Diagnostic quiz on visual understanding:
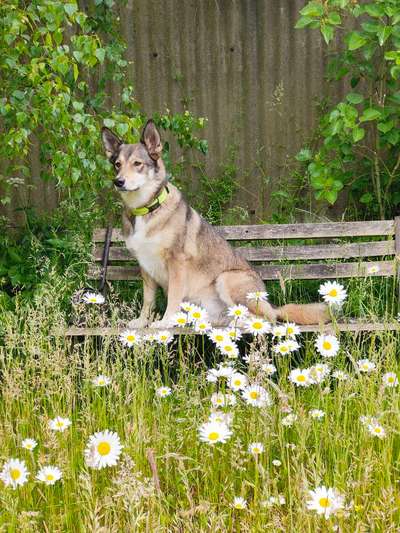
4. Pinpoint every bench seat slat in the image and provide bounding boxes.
[93,240,395,262]
[92,220,395,243]
[88,260,395,281]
